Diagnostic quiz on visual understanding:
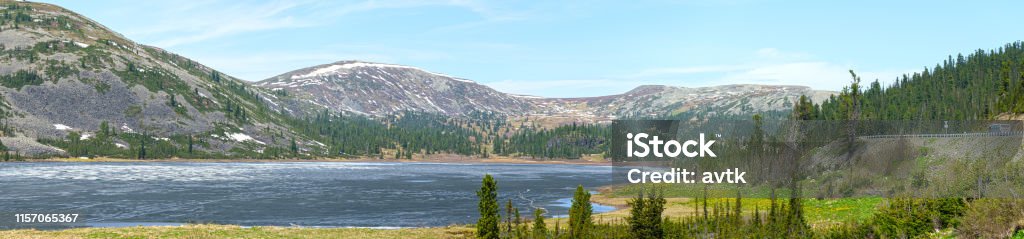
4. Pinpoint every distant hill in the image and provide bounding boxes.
[256,60,536,117]
[256,61,834,122]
